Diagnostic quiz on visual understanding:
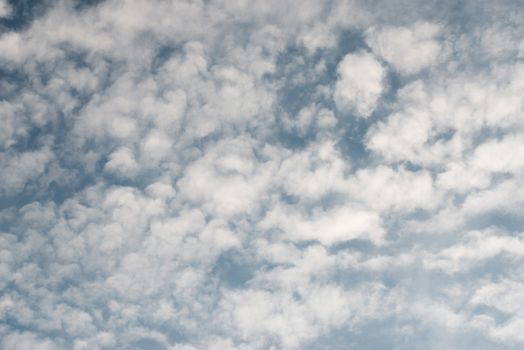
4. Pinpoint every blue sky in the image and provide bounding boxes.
[1,0,524,349]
